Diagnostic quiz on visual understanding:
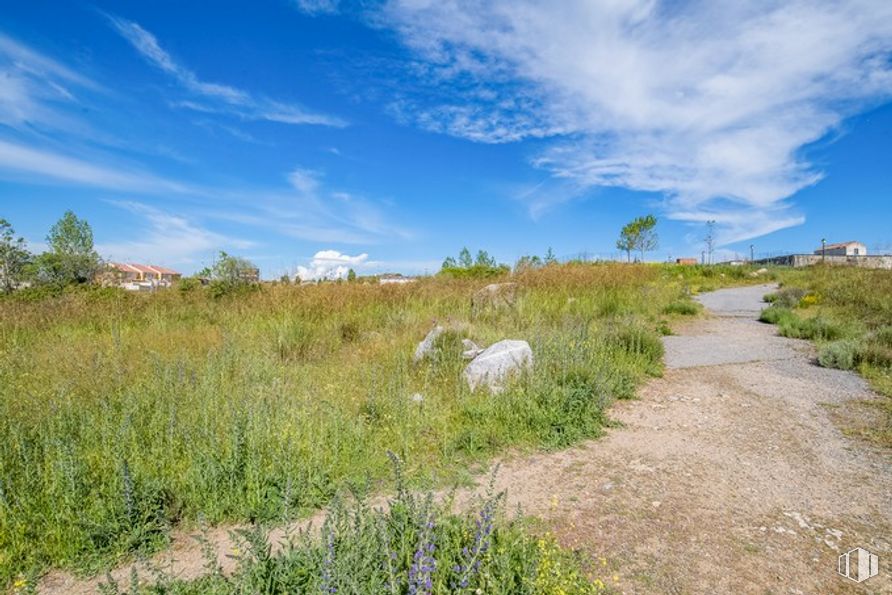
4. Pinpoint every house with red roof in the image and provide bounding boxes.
[108,263,182,290]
